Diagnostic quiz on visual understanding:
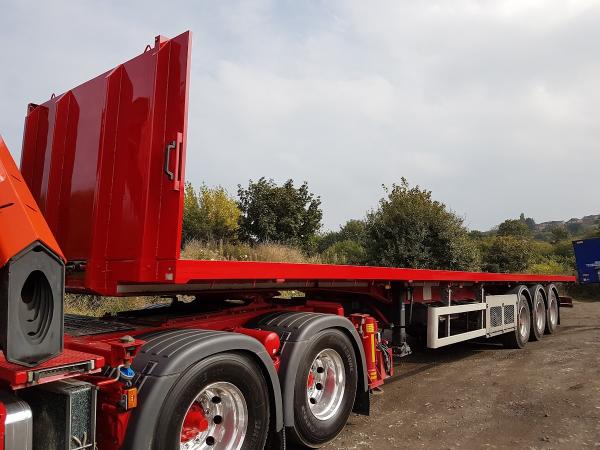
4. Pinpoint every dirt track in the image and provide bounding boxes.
[321,300,600,449]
